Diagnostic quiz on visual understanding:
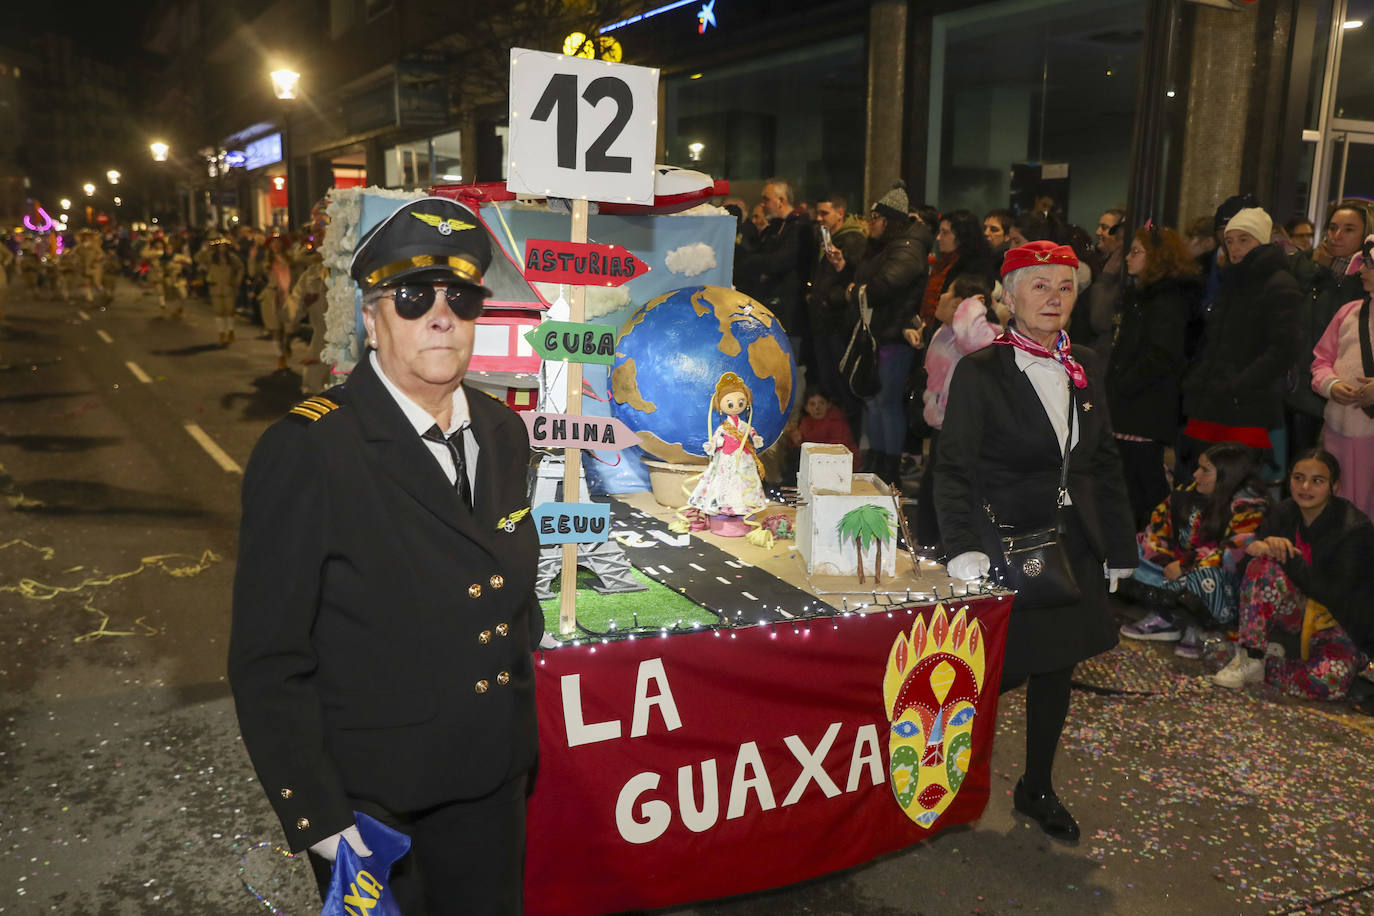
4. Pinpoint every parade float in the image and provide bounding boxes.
[308,47,1014,916]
